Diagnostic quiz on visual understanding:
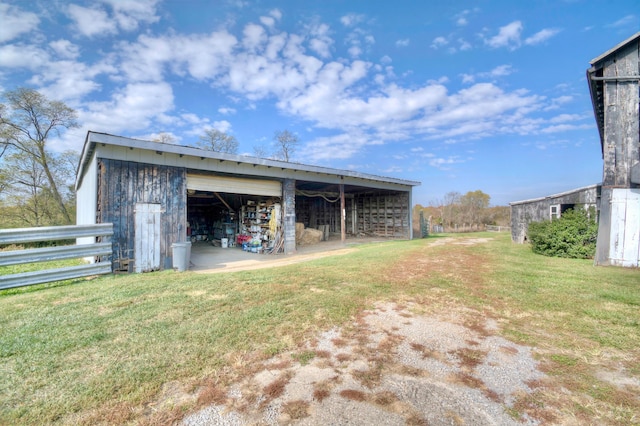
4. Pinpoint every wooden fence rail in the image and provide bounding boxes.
[0,224,113,290]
